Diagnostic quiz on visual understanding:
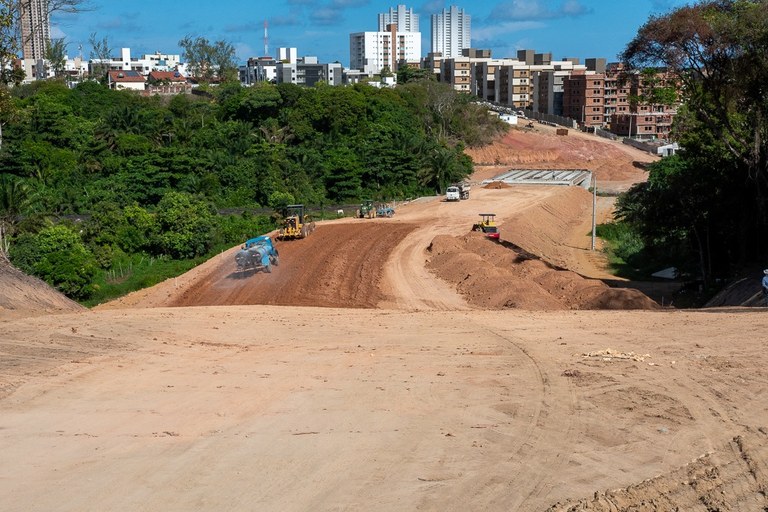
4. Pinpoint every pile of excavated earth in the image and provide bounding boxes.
[2,123,768,511]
